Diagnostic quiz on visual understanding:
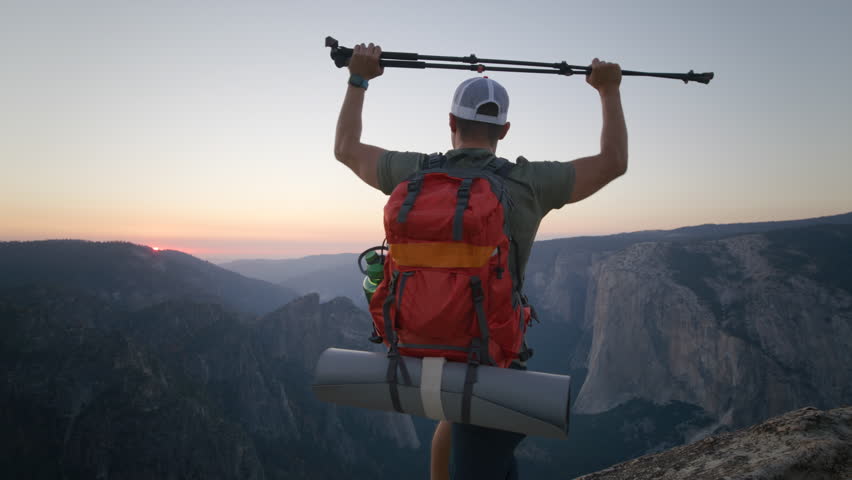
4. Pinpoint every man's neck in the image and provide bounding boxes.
[455,141,496,153]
